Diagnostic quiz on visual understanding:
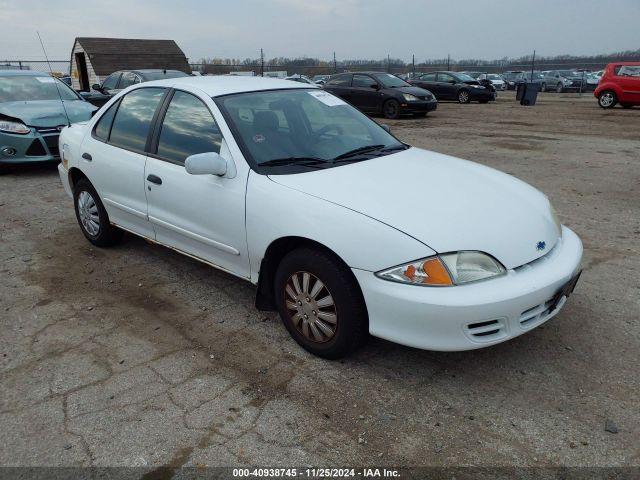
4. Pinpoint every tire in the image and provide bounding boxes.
[382,99,400,119]
[541,82,546,92]
[598,90,617,109]
[73,178,123,247]
[457,89,471,103]
[274,247,368,359]
[556,83,564,93]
